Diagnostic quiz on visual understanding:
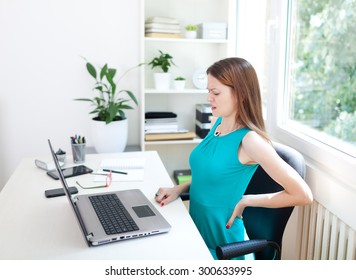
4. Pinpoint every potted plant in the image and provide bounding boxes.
[173,76,186,90]
[148,50,175,90]
[185,25,198,39]
[75,59,142,153]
